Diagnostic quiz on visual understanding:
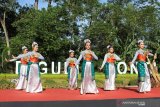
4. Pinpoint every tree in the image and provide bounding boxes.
[45,0,53,7]
[85,0,160,62]
[7,0,160,71]
[34,0,39,10]
[0,0,18,55]
[11,0,100,64]
[12,8,73,64]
